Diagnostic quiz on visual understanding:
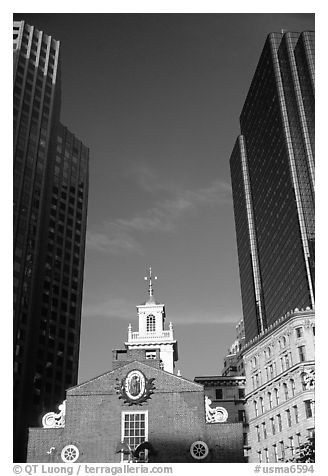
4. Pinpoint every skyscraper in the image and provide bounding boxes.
[13,20,89,461]
[230,31,314,344]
